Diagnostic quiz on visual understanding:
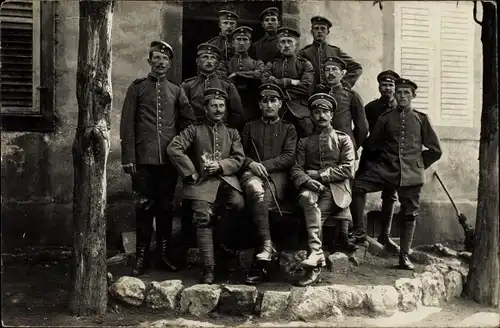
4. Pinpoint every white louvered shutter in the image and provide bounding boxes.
[395,1,475,127]
[0,0,40,114]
